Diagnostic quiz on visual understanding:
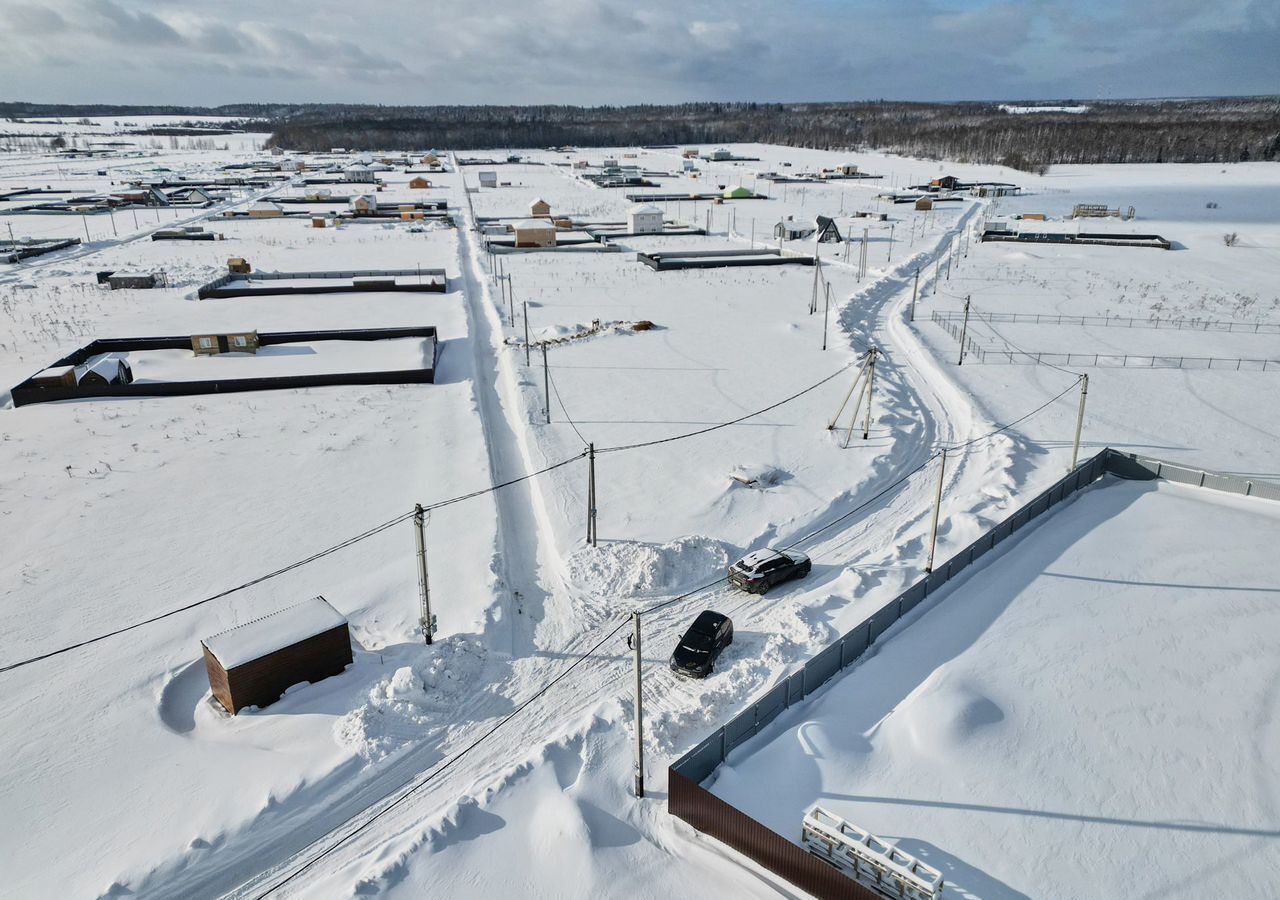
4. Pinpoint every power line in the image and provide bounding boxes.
[943,376,1084,453]
[546,364,590,448]
[598,361,856,454]
[0,452,588,676]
